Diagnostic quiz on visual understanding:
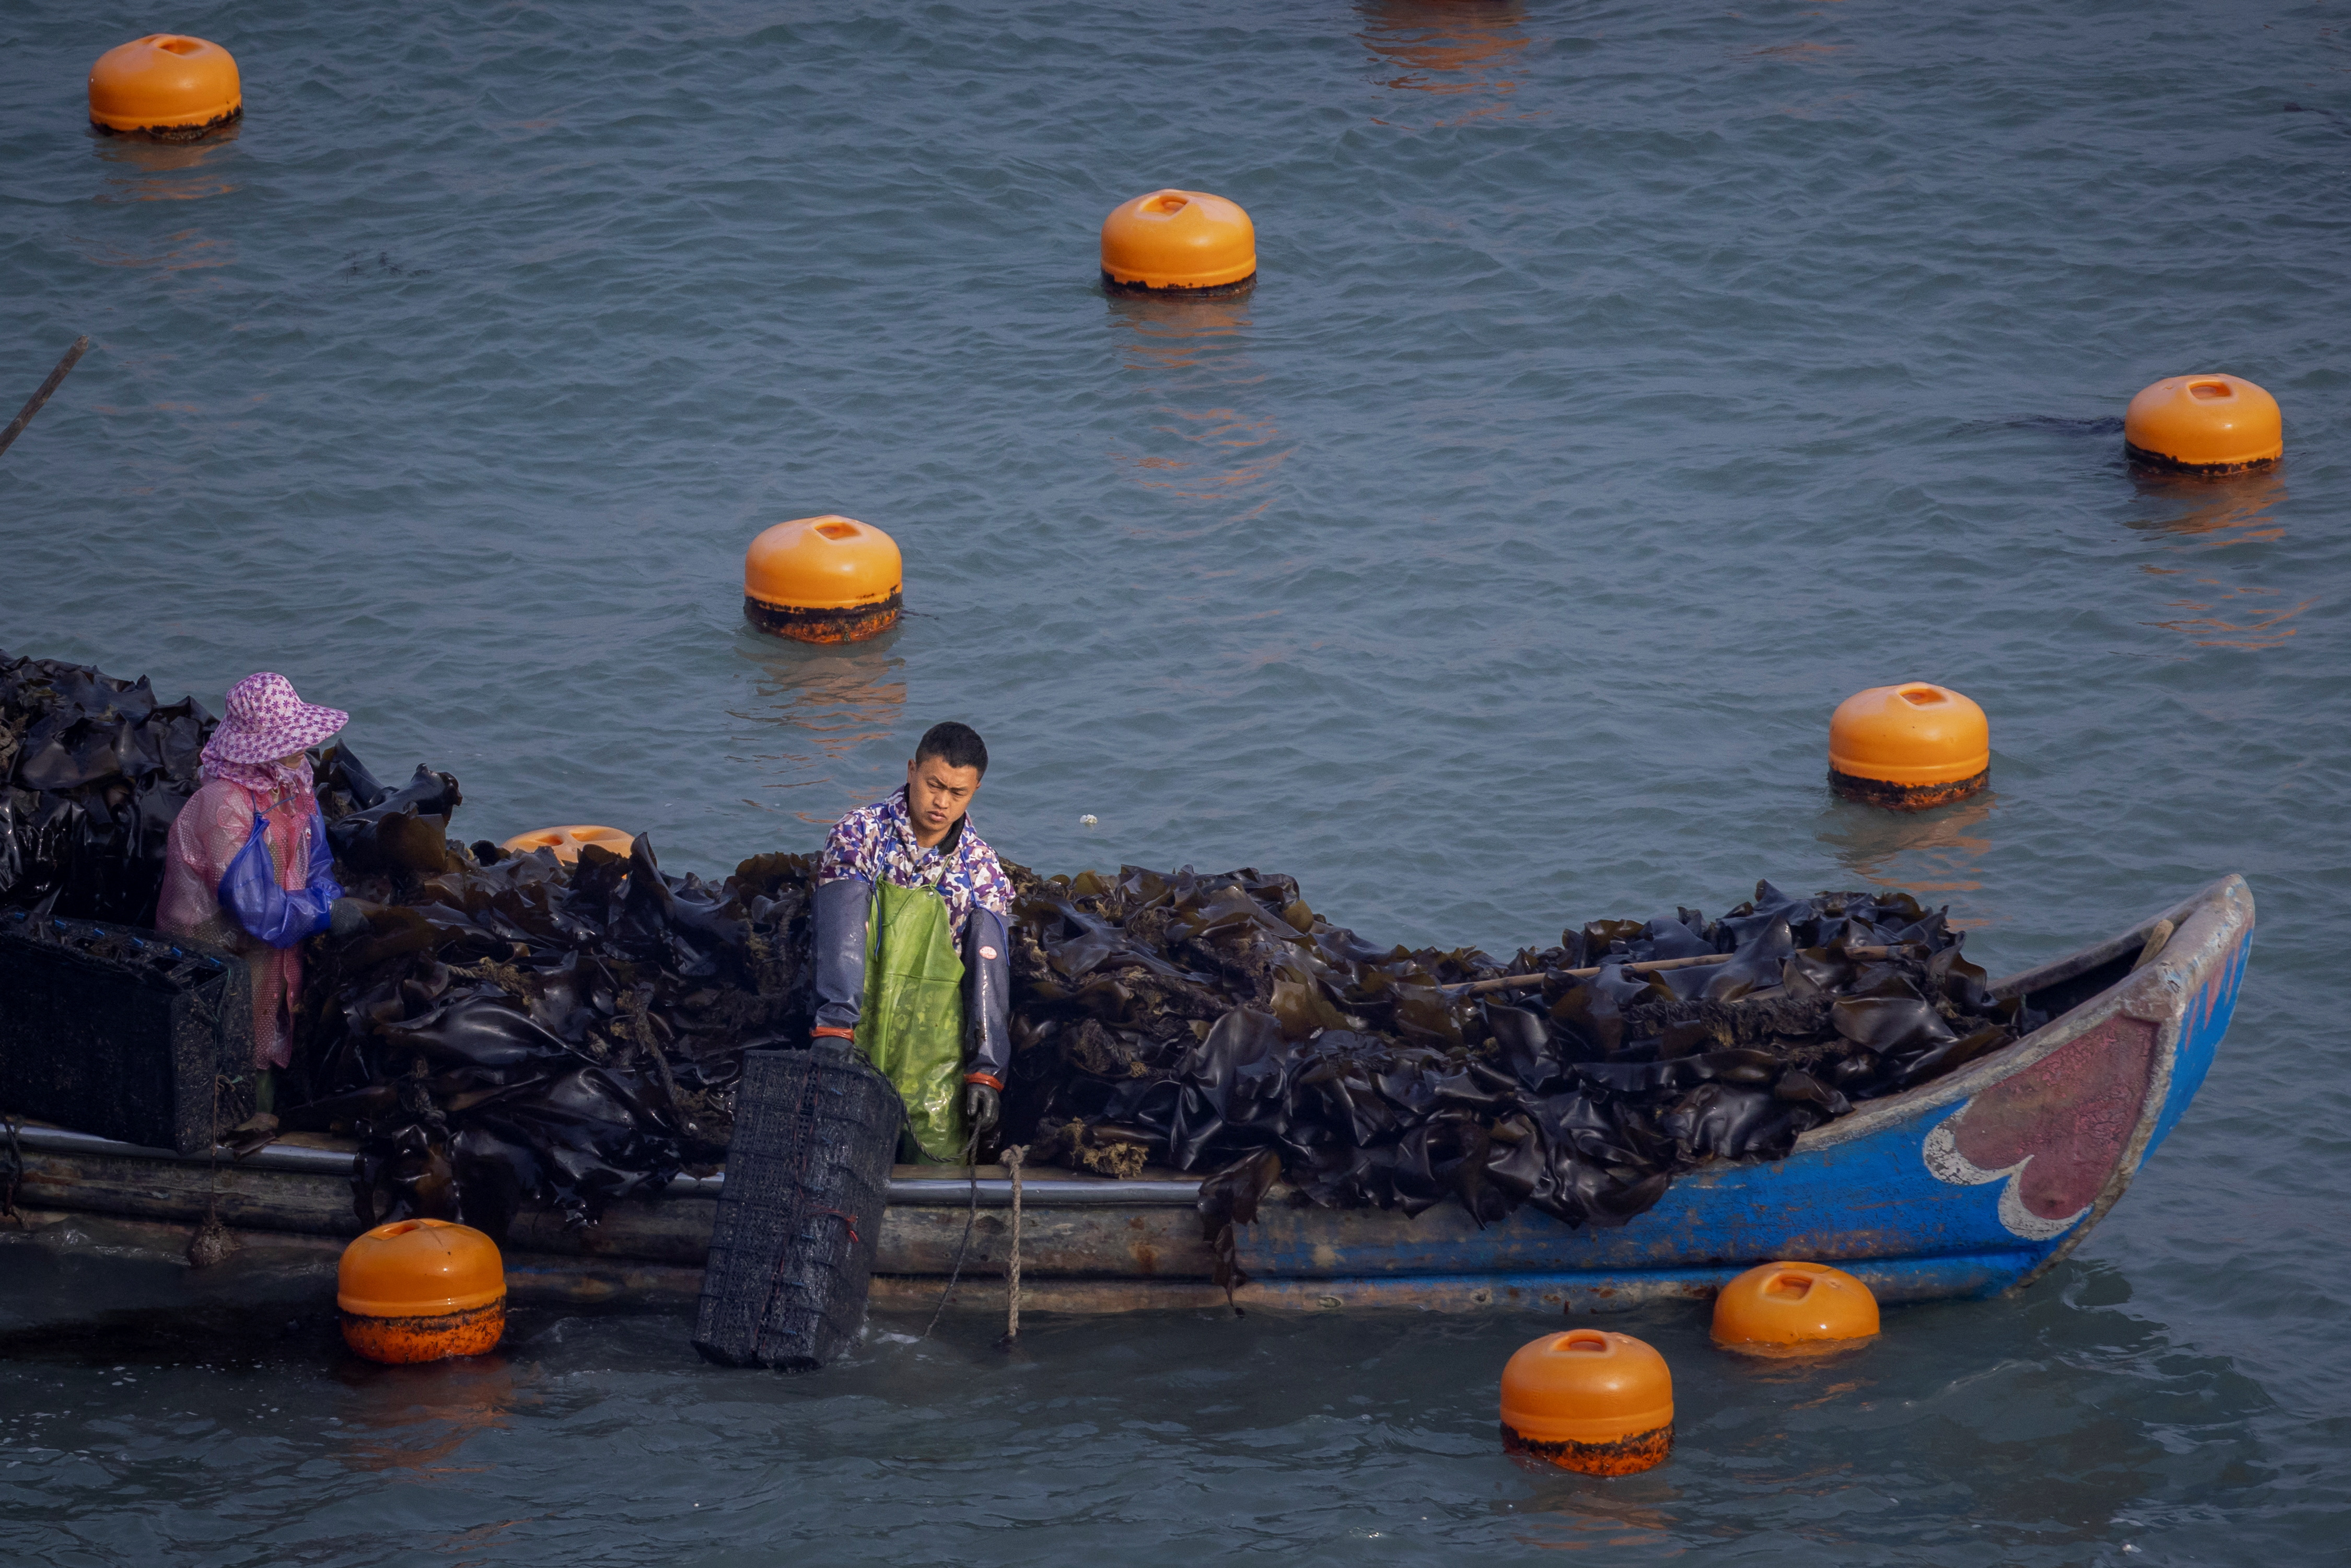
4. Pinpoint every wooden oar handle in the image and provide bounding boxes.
[1457,944,1896,996]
